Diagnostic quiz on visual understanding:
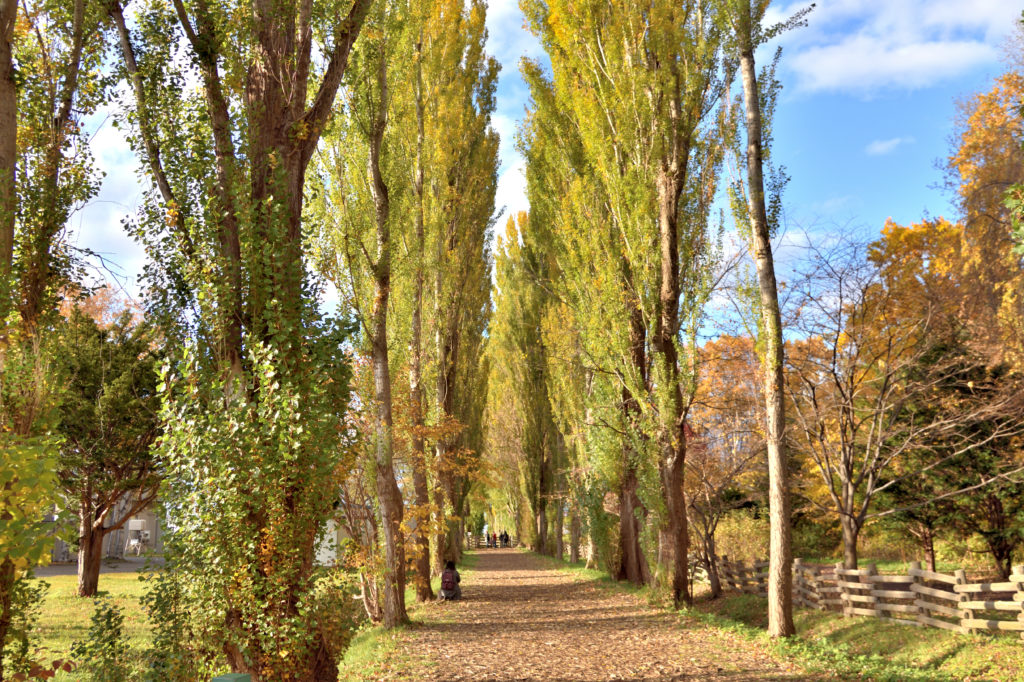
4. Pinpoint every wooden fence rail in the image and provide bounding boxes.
[712,556,1024,638]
